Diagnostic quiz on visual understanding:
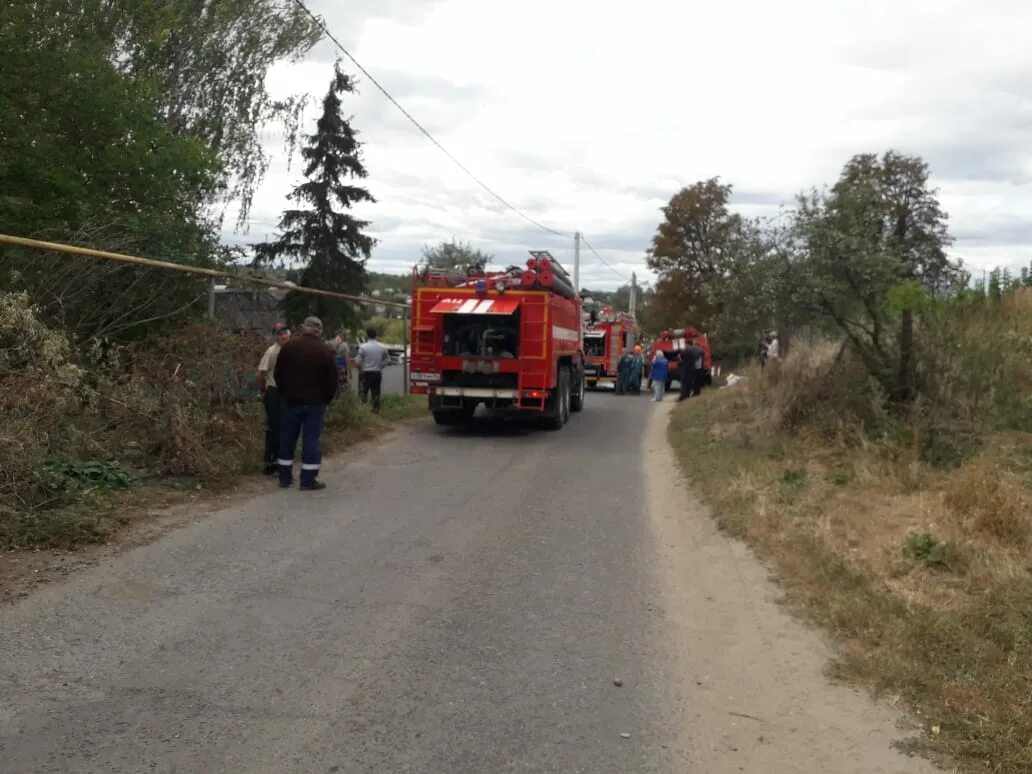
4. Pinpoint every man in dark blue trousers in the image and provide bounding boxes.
[273,316,338,491]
